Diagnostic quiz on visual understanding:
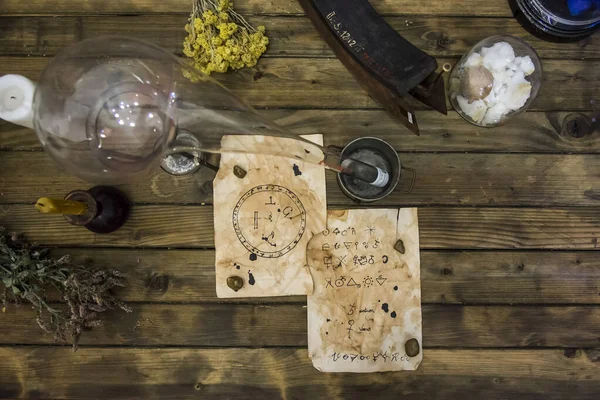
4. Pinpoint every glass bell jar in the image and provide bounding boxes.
[30,36,389,189]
